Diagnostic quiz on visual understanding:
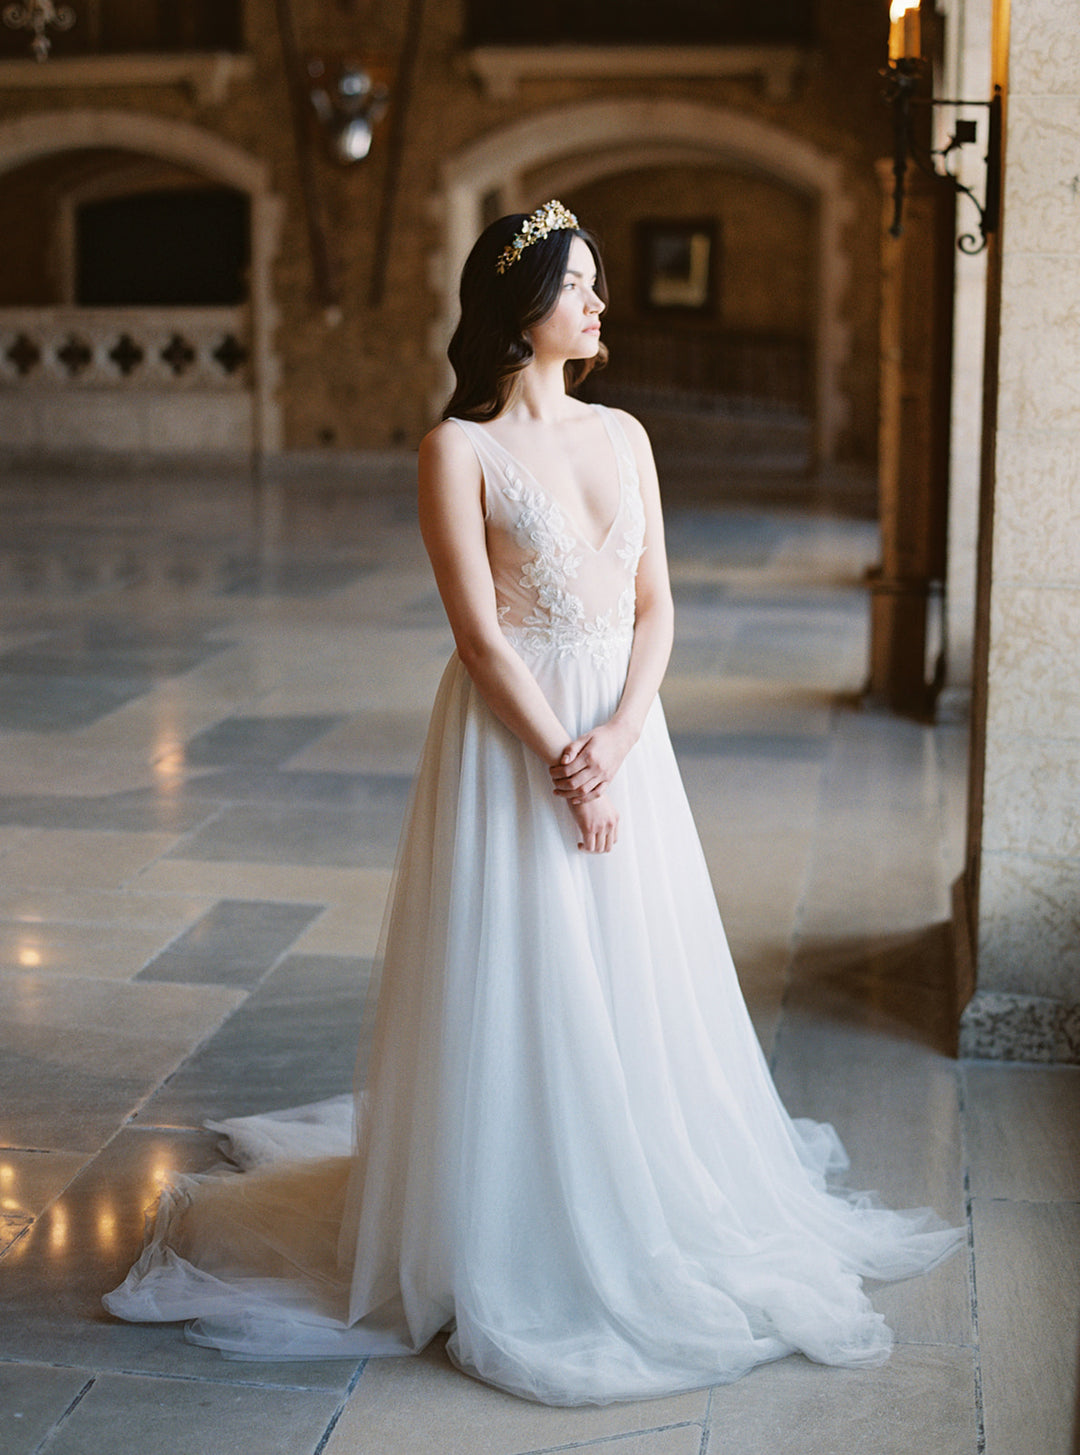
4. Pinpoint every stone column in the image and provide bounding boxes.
[938,0,993,716]
[959,0,1080,1061]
